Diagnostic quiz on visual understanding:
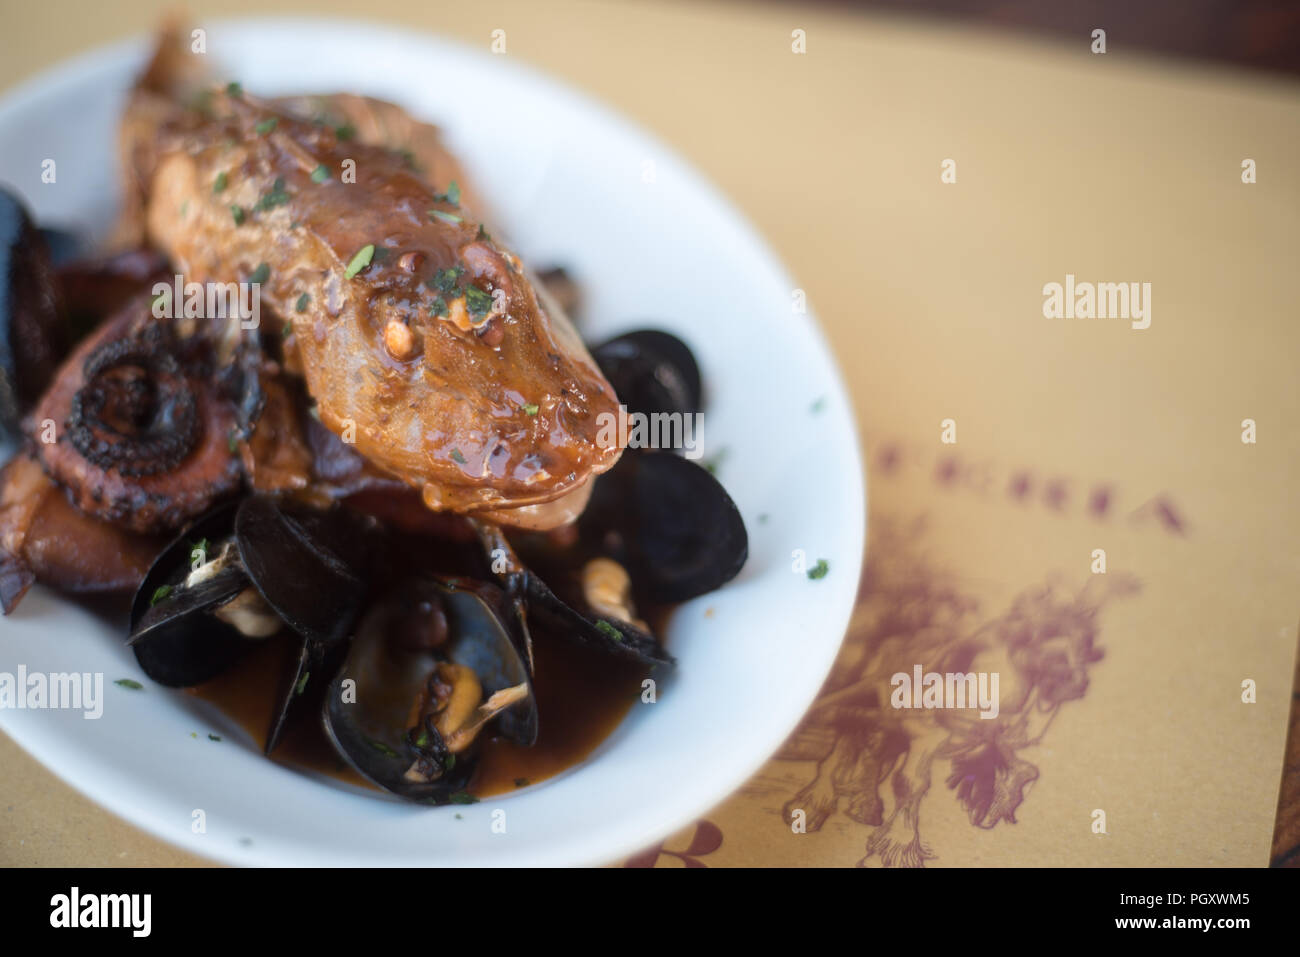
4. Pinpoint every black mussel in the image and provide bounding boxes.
[264,635,349,757]
[582,450,747,604]
[234,496,373,646]
[235,498,379,753]
[322,576,537,803]
[471,520,673,668]
[592,329,702,418]
[1,187,65,434]
[129,496,376,751]
[128,501,254,687]
[525,571,674,667]
[38,228,84,268]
